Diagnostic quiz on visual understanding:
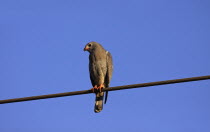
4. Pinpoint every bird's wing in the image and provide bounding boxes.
[90,71,95,87]
[89,55,96,87]
[104,51,113,104]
